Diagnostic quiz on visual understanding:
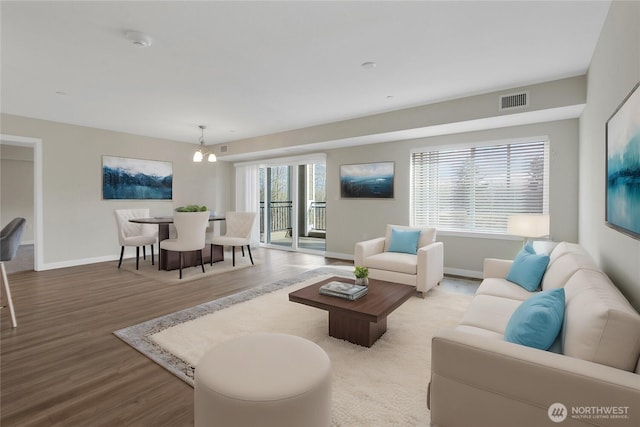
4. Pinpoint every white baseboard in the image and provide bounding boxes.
[39,254,121,271]
[36,249,483,279]
[324,251,353,261]
[444,267,483,279]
